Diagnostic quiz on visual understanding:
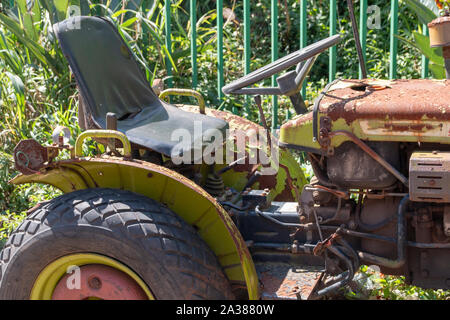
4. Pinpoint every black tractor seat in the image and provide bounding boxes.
[54,16,228,160]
